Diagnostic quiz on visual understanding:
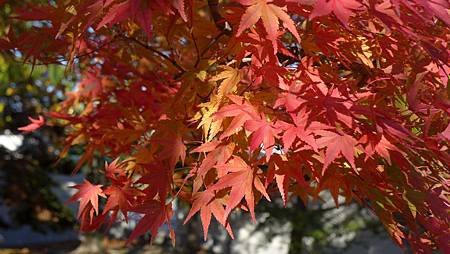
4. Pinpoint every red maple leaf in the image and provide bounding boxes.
[183,191,234,240]
[267,155,311,205]
[68,180,106,217]
[441,123,450,141]
[244,118,281,159]
[191,142,235,178]
[309,0,362,27]
[96,0,166,40]
[151,125,186,169]
[126,201,172,245]
[361,134,400,164]
[137,163,171,201]
[172,0,188,22]
[211,156,269,222]
[277,109,319,152]
[274,92,305,112]
[17,115,45,133]
[214,96,259,139]
[103,184,143,222]
[316,130,358,170]
[105,158,127,181]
